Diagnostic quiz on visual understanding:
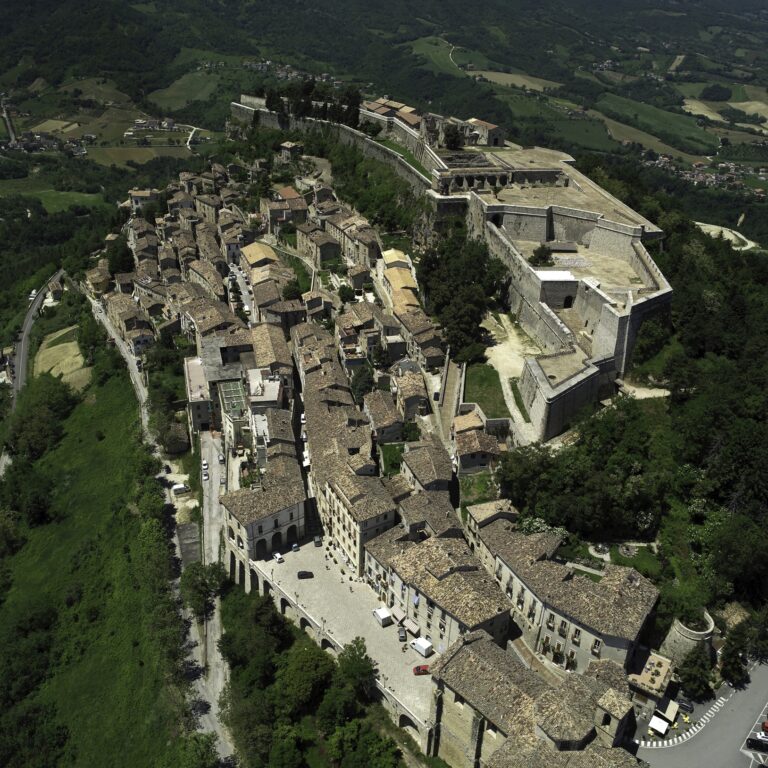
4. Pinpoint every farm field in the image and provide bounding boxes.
[407,36,460,75]
[87,145,190,167]
[587,110,706,163]
[149,71,221,111]
[34,325,92,392]
[682,98,726,123]
[596,92,718,154]
[0,177,105,212]
[474,70,561,92]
